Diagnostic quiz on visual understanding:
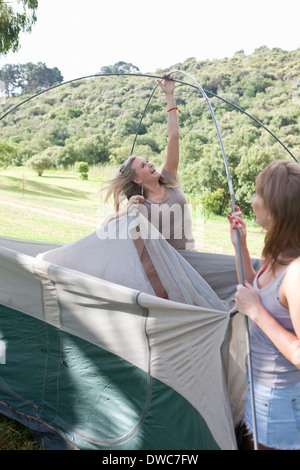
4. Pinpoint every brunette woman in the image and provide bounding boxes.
[228,159,300,450]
